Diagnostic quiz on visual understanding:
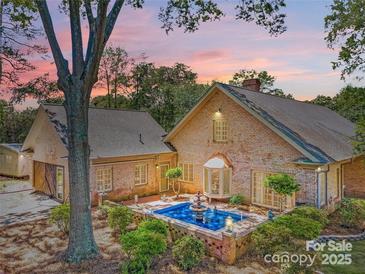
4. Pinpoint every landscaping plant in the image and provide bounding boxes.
[291,206,329,227]
[138,219,169,236]
[337,198,365,228]
[165,167,183,197]
[172,236,205,271]
[229,194,245,205]
[120,219,168,274]
[49,204,70,235]
[107,206,133,234]
[264,173,300,212]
